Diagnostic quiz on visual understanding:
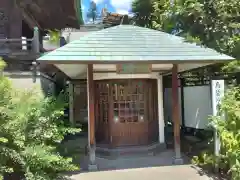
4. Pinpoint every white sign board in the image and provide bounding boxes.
[211,80,225,116]
[211,80,225,156]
